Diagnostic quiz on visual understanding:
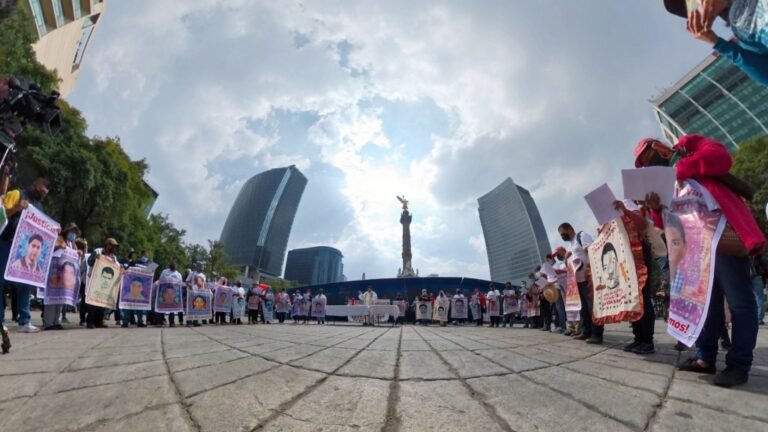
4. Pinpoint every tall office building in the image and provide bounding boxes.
[652,53,768,151]
[23,0,107,98]
[478,178,551,285]
[220,166,307,280]
[284,246,344,286]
